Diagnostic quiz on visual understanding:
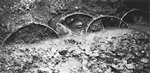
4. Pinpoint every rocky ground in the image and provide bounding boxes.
[0,0,150,73]
[1,29,150,73]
